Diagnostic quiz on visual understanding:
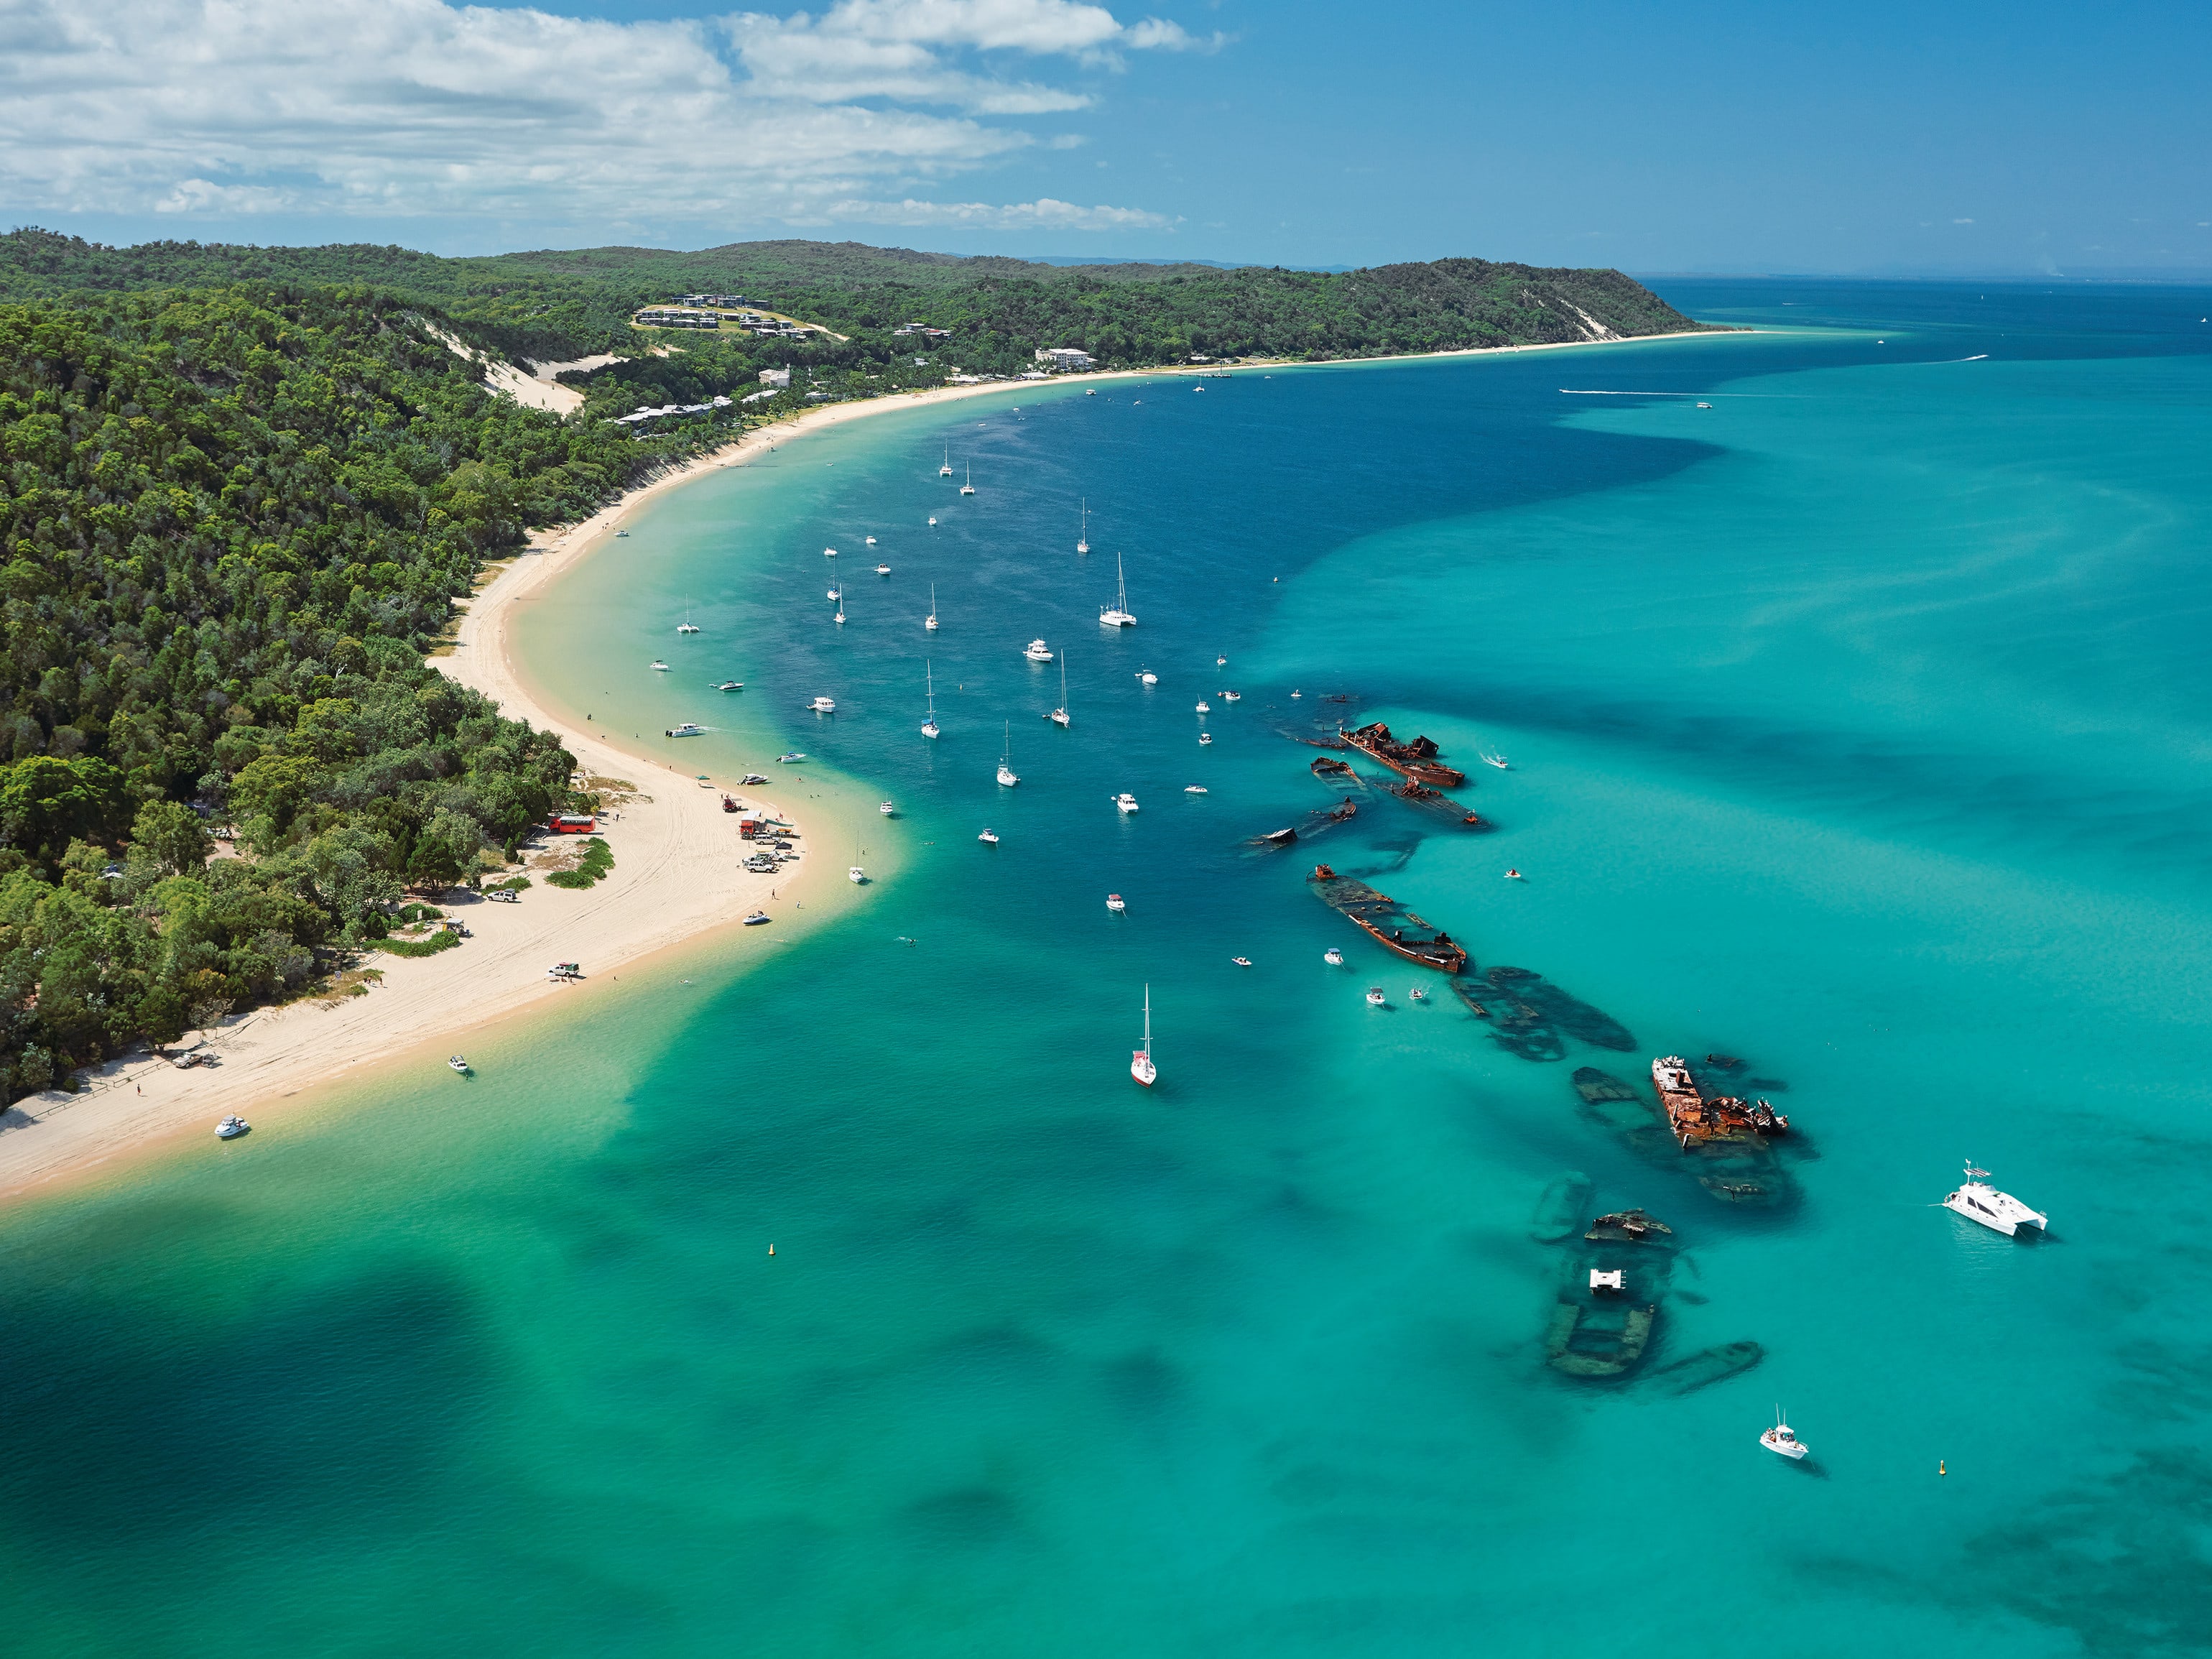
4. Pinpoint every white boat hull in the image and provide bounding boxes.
[1131,1053,1154,1086]
[1943,1183,2047,1237]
